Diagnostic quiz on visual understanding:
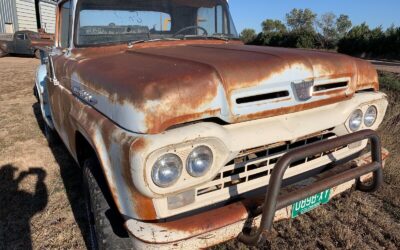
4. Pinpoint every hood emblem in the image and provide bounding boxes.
[292,80,314,101]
